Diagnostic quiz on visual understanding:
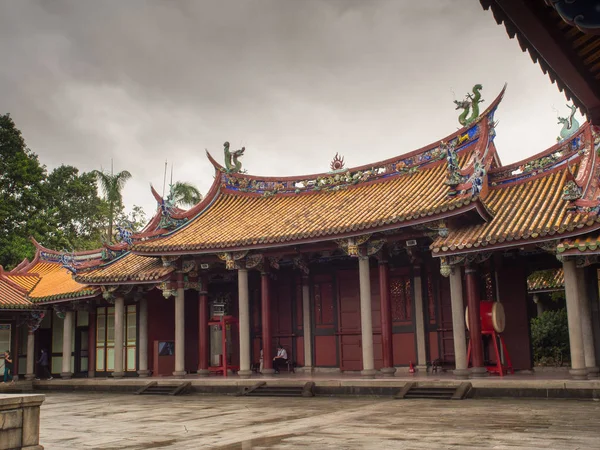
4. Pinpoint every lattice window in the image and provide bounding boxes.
[484,272,495,302]
[391,277,411,322]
